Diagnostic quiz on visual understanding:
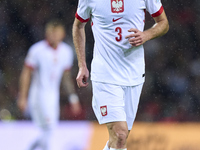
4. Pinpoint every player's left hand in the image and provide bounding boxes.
[125,28,148,47]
